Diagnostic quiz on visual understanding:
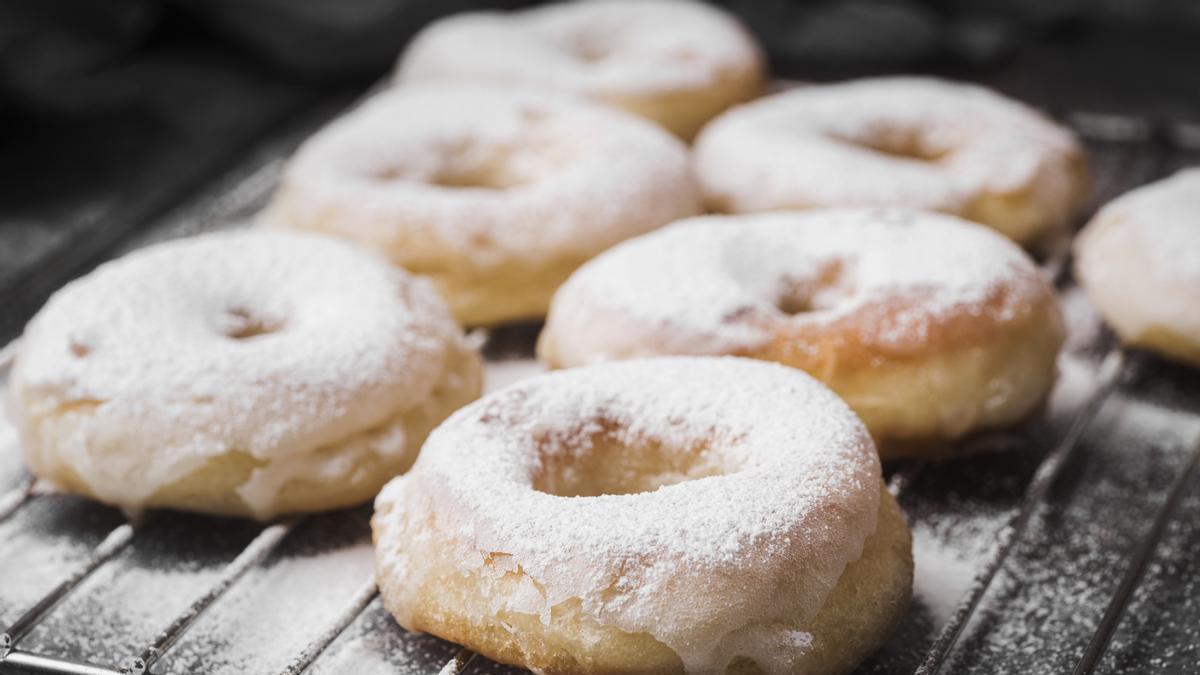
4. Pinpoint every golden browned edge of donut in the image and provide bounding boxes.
[416,254,598,328]
[758,295,1065,459]
[260,211,652,329]
[778,311,1062,460]
[958,145,1090,247]
[373,485,912,675]
[1124,326,1200,368]
[606,55,766,142]
[540,287,1065,458]
[19,340,482,520]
